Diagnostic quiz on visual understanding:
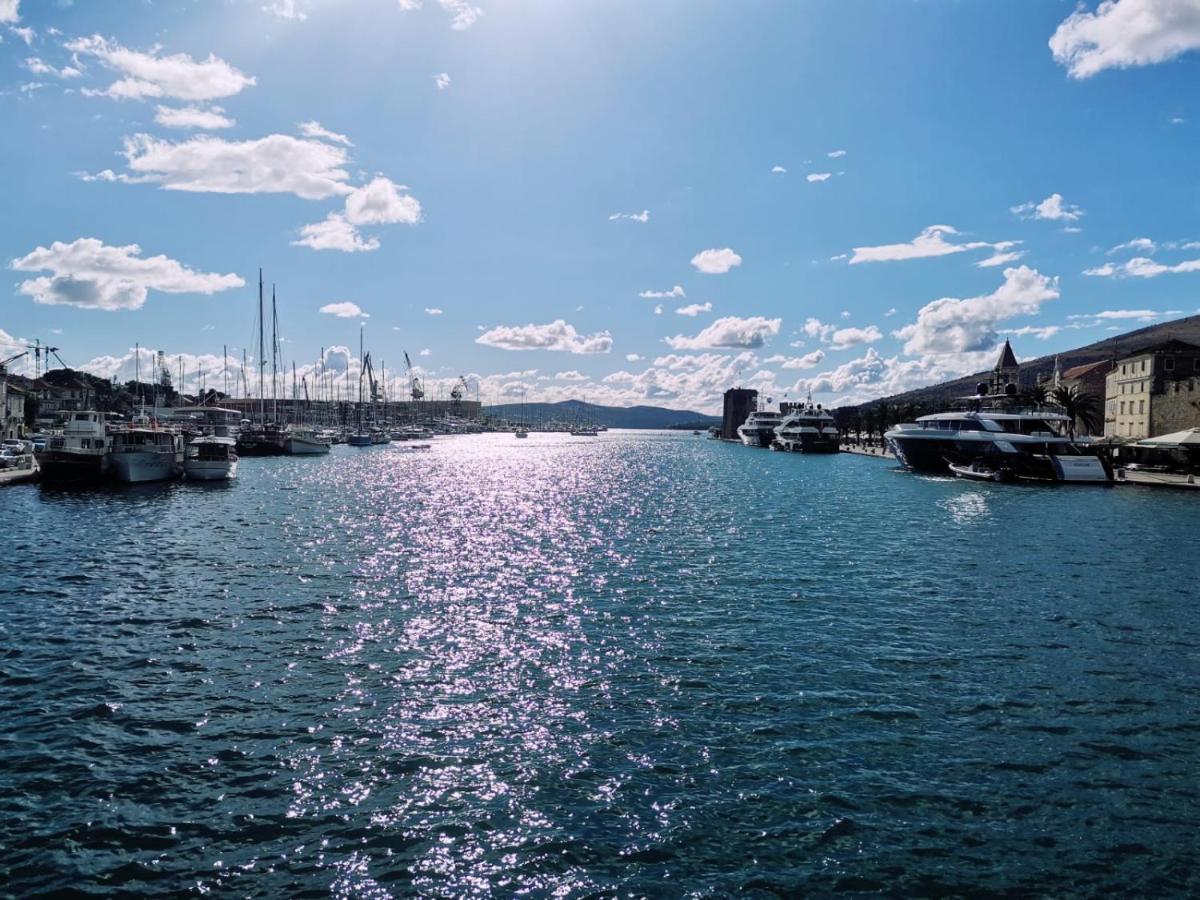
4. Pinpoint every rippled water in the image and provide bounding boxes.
[2,431,1199,896]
